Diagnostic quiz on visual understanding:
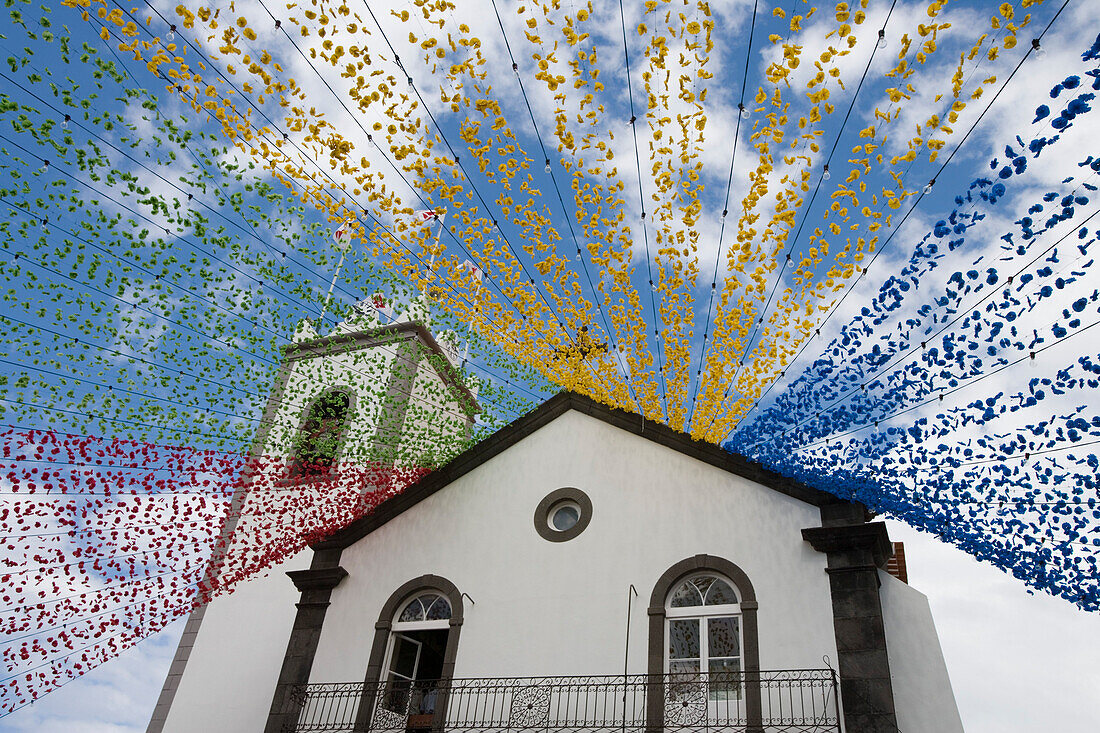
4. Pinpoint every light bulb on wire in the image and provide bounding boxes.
[1031,38,1045,59]
[822,163,831,181]
[877,29,886,49]
[923,179,935,195]
[738,103,749,119]
[166,25,176,42]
